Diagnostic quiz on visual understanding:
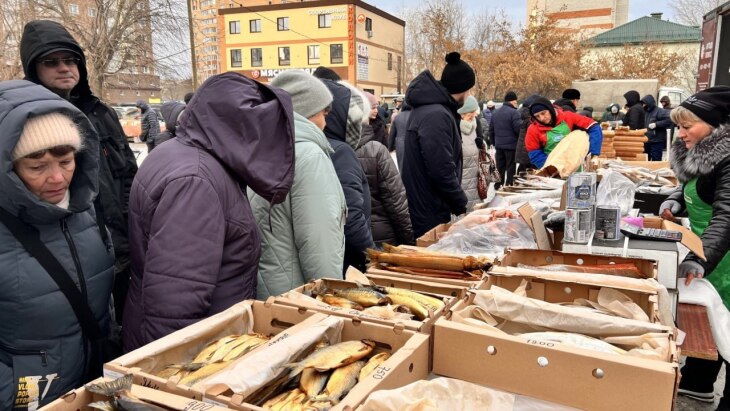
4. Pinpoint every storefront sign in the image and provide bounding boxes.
[253,68,316,79]
[357,44,368,81]
[308,7,347,20]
